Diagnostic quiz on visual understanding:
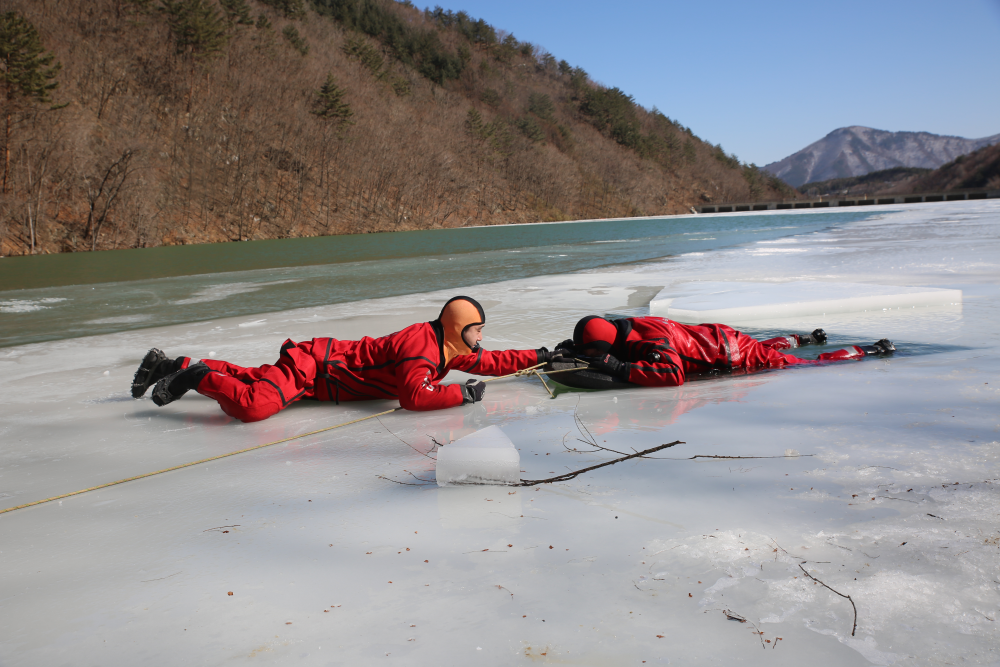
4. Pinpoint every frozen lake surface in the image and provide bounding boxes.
[0,211,875,347]
[2,202,999,665]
